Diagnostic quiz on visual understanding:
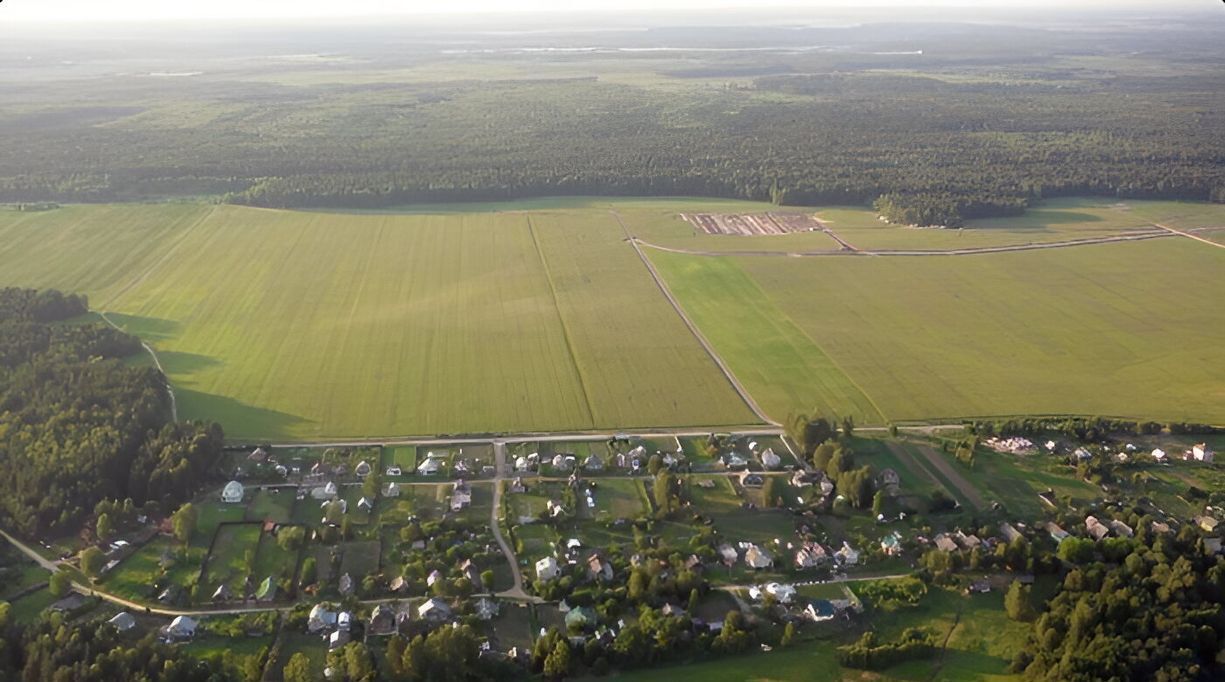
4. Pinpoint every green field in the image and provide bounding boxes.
[651,237,1225,425]
[1,198,1221,439]
[0,202,754,439]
